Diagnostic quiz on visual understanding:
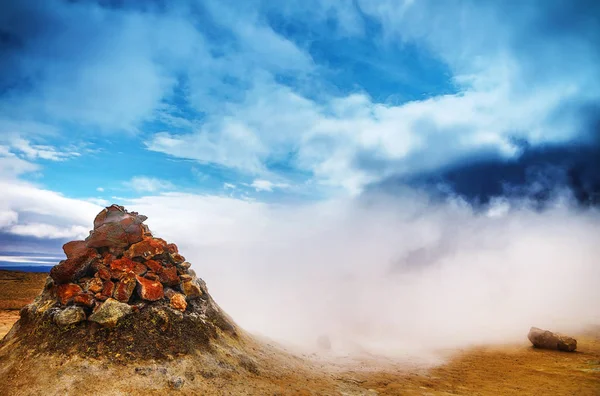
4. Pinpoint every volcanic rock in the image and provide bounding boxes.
[54,306,86,327]
[56,283,83,304]
[169,293,187,312]
[159,266,180,286]
[73,293,95,307]
[181,280,202,299]
[50,246,98,284]
[114,273,137,303]
[528,327,577,352]
[136,275,164,301]
[88,298,132,327]
[110,257,136,273]
[86,205,147,248]
[86,277,104,293]
[145,259,163,273]
[125,237,167,259]
[101,280,115,298]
